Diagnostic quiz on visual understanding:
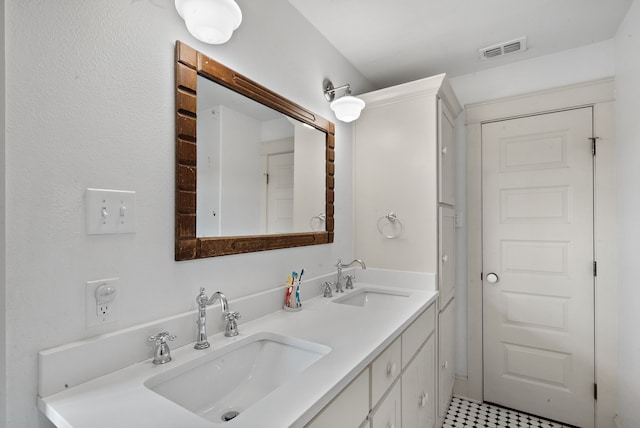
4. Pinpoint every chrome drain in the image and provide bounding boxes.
[221,410,240,422]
